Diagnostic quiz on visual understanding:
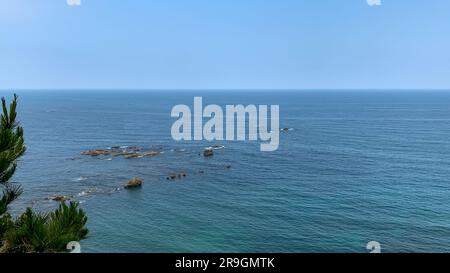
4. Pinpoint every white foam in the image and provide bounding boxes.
[73,176,88,182]
[206,145,225,150]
